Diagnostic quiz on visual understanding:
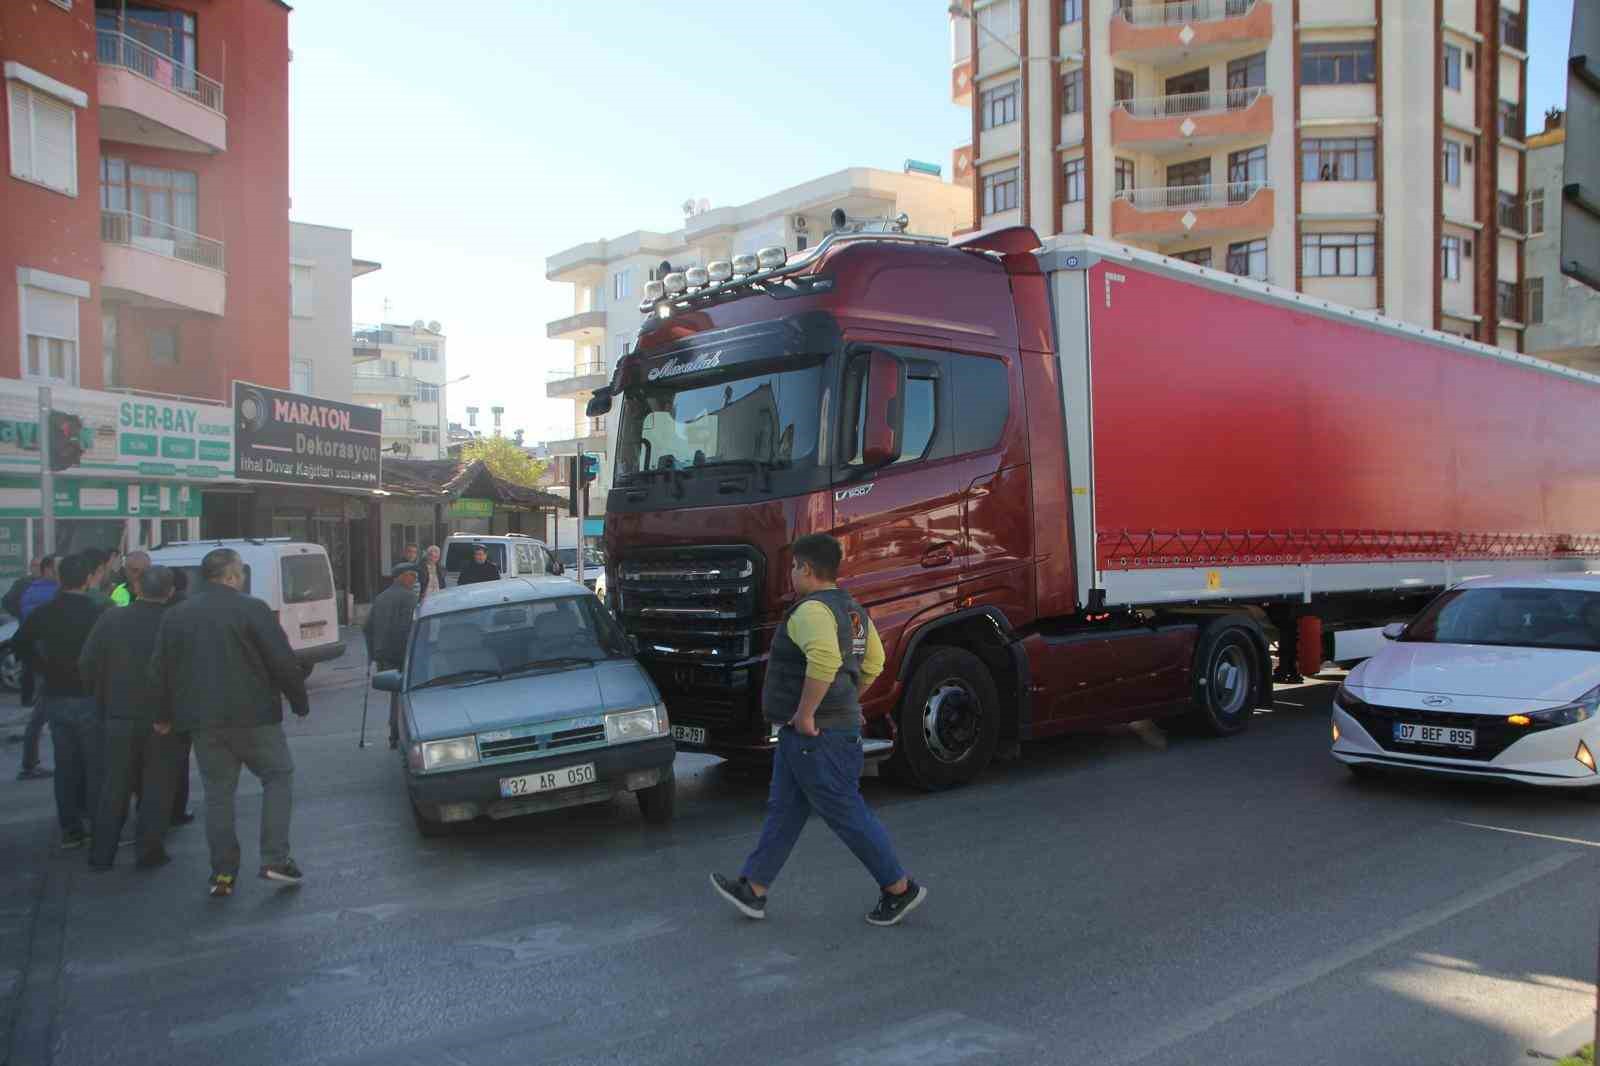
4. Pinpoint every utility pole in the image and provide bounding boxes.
[576,454,586,589]
[38,387,54,554]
